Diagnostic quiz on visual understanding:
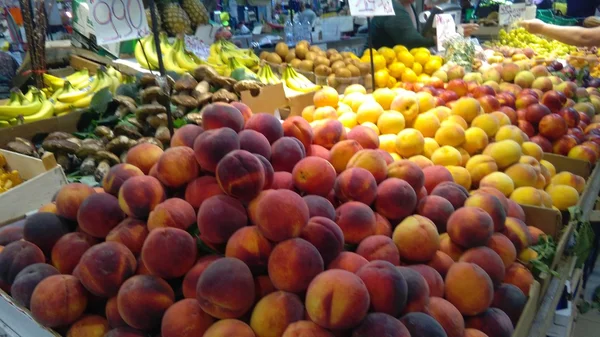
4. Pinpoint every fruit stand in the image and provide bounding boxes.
[3,0,600,336]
